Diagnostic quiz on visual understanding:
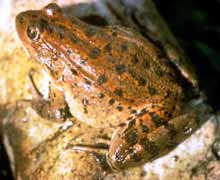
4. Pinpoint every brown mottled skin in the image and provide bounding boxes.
[16,3,199,170]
